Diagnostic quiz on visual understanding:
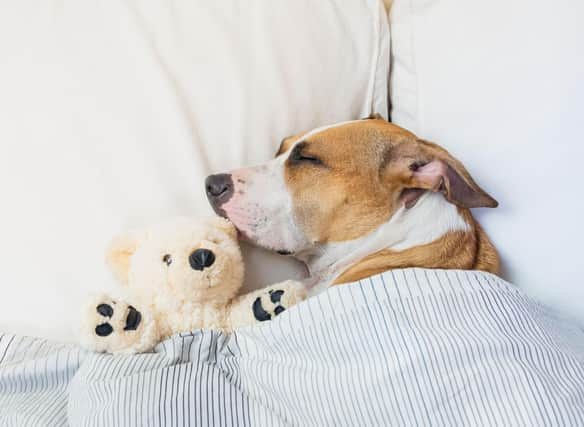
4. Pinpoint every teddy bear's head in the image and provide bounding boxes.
[106,217,244,307]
